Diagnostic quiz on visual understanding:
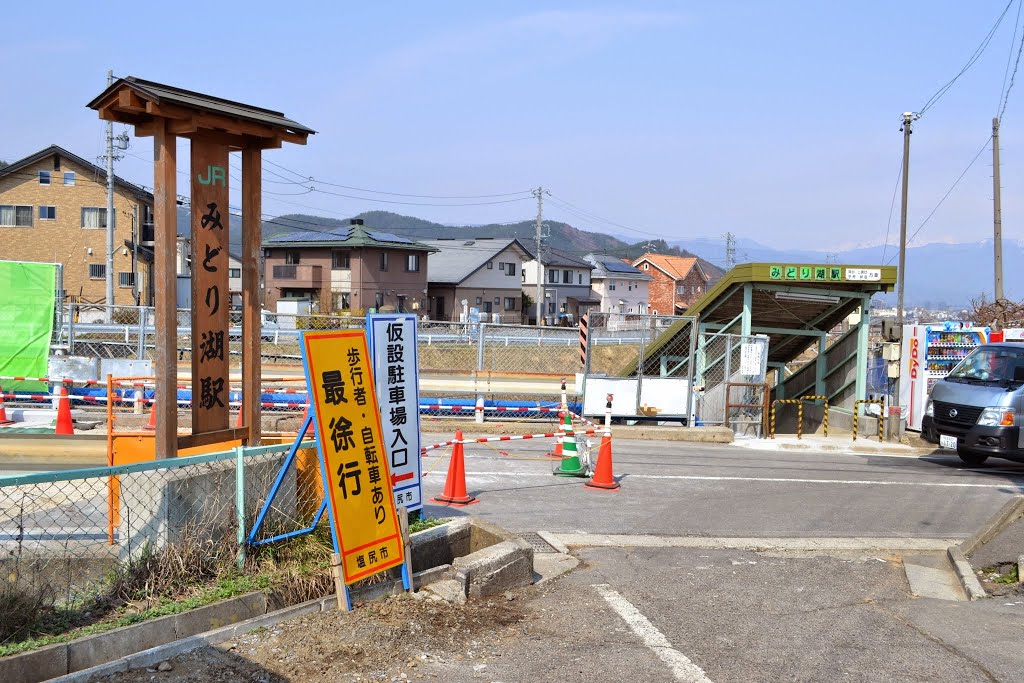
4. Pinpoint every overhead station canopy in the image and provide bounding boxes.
[686,263,897,365]
[628,263,896,408]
